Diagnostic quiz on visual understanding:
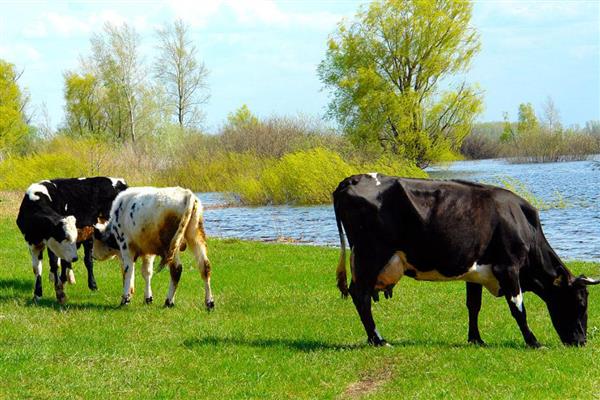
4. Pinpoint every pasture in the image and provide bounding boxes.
[0,217,599,399]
